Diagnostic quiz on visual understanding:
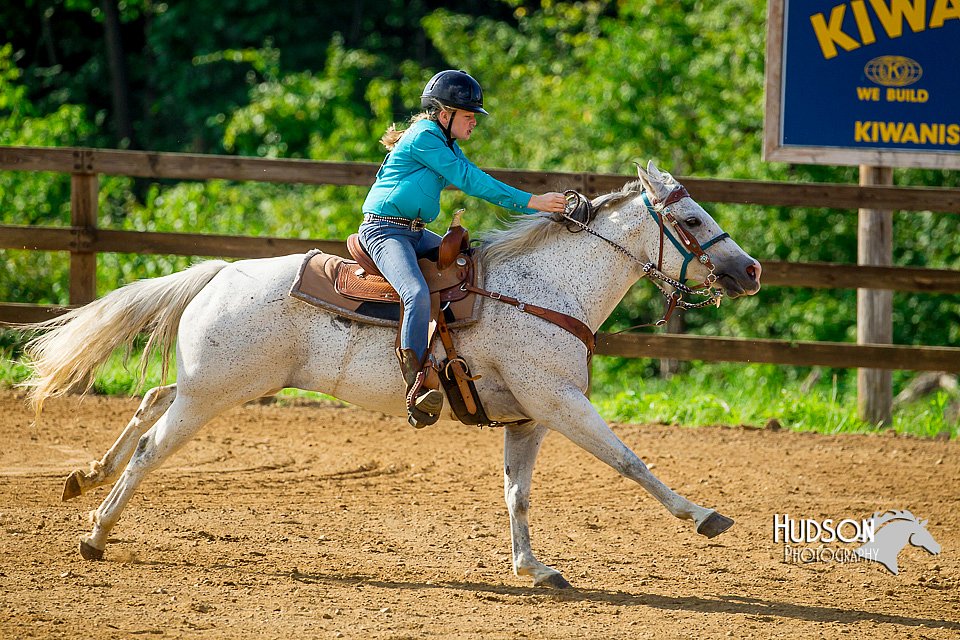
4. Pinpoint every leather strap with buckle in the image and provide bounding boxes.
[460,283,596,357]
